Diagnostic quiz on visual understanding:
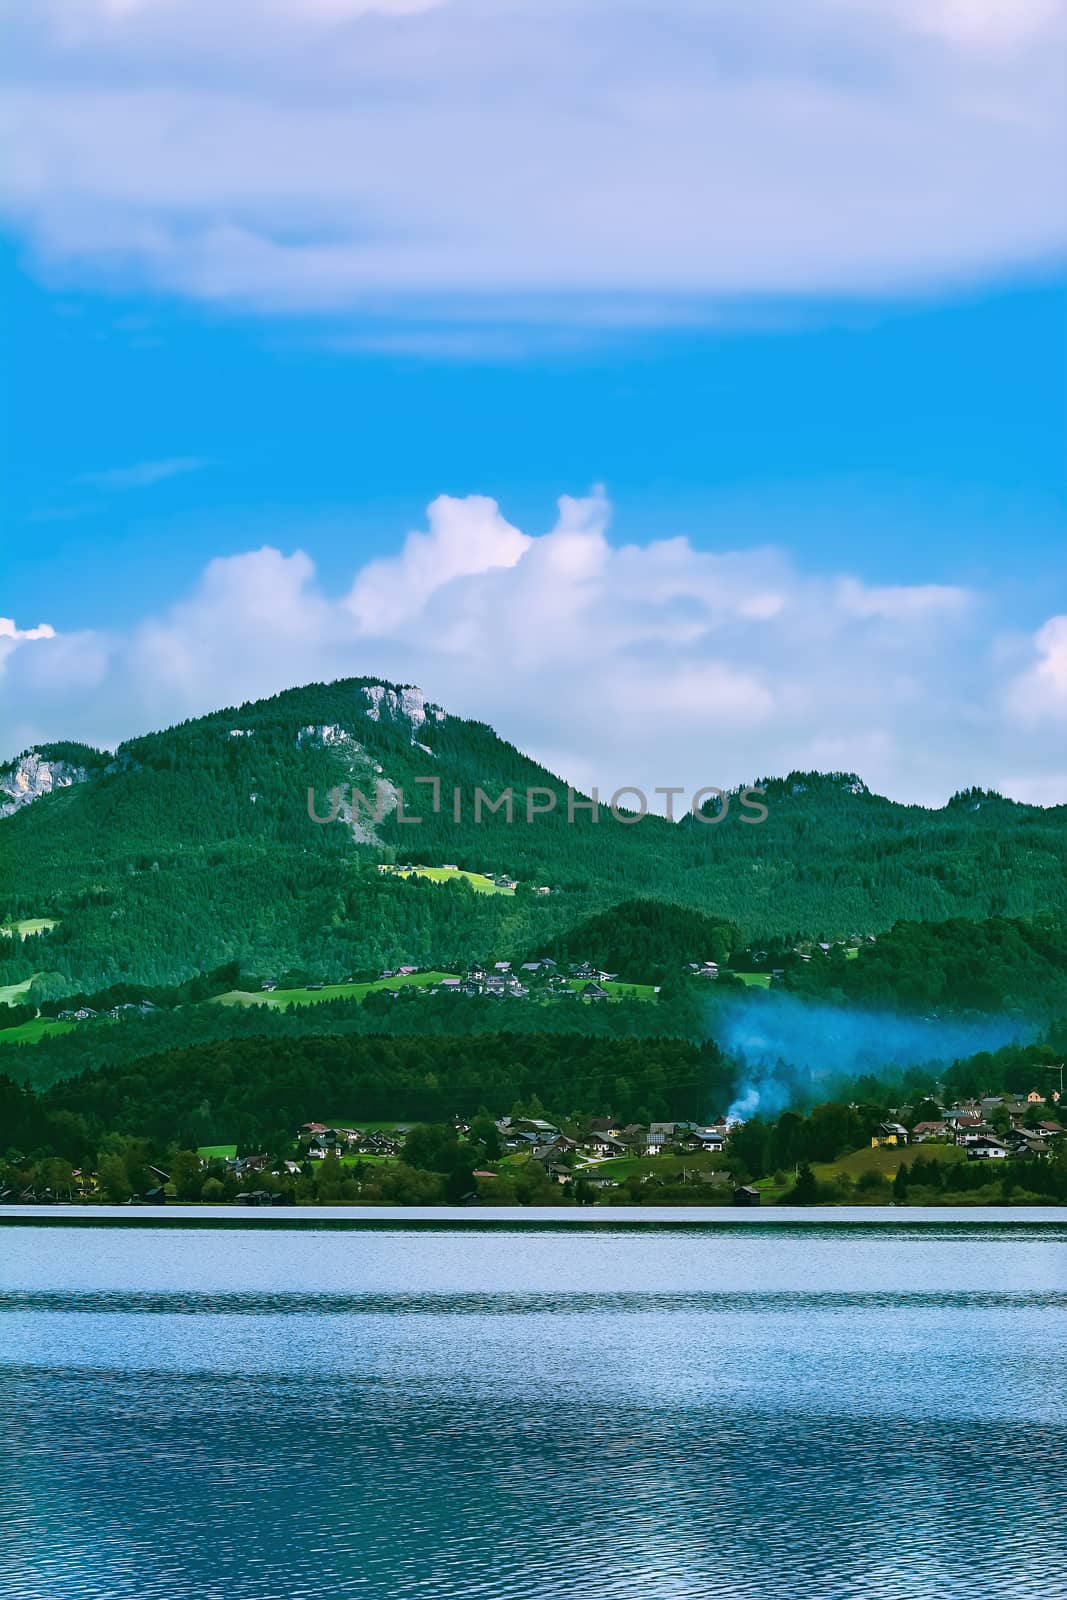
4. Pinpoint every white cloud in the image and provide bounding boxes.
[2,489,1065,805]
[1,0,1063,319]
[1005,614,1067,722]
[996,772,1067,806]
[835,576,971,622]
[347,494,532,632]
[0,618,55,641]
[0,617,56,672]
[78,456,206,488]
